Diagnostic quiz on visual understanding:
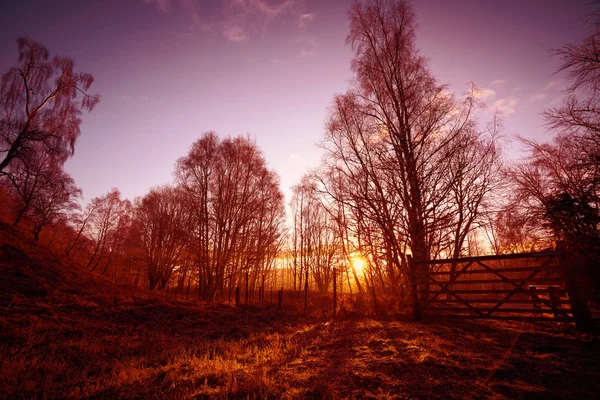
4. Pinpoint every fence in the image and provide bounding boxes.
[409,248,595,330]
